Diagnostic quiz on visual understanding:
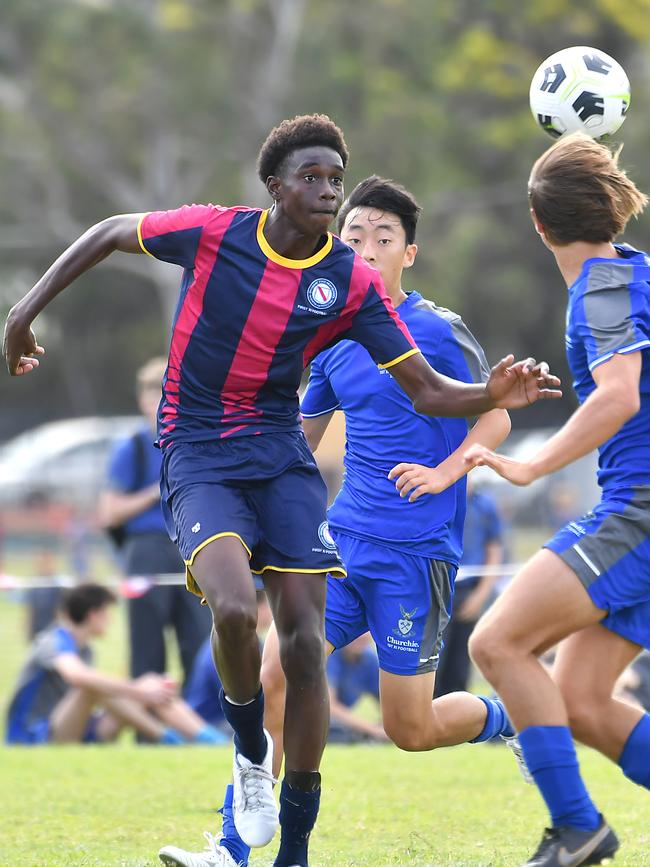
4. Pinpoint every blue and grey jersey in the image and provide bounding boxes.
[301,290,490,563]
[6,625,91,740]
[566,243,650,492]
